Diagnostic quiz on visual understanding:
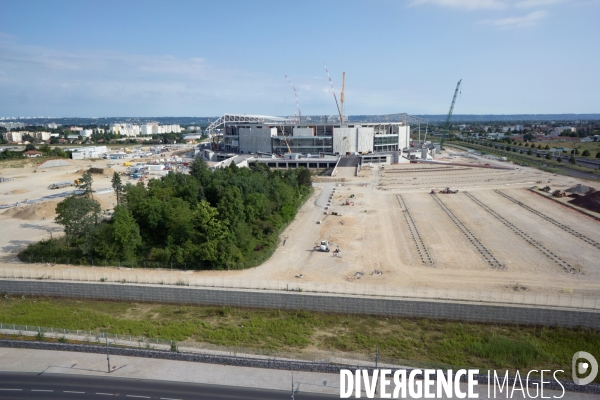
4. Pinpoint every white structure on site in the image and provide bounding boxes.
[79,129,93,138]
[70,146,108,160]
